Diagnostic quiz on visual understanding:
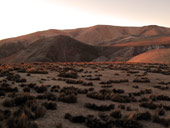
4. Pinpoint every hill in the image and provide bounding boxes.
[1,25,170,63]
[112,36,170,47]
[0,35,100,63]
[129,48,170,64]
[1,25,170,46]
[72,25,170,45]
